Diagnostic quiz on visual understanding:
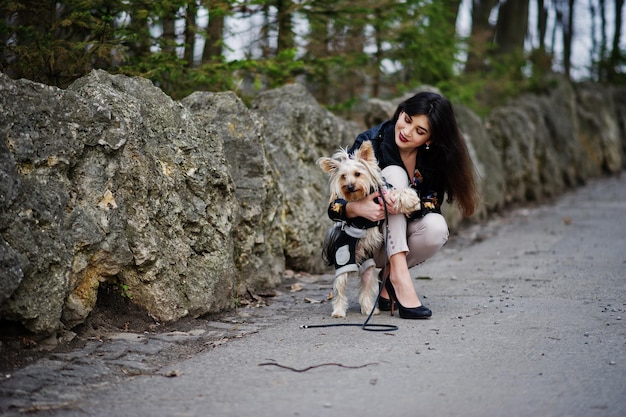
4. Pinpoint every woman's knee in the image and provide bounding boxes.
[382,165,410,189]
[406,214,449,262]
[422,213,449,245]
